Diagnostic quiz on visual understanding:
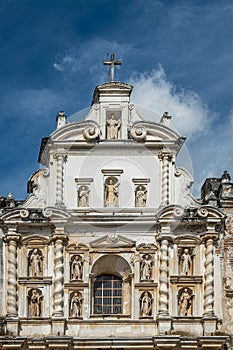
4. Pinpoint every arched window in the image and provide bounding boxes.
[94,274,122,314]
